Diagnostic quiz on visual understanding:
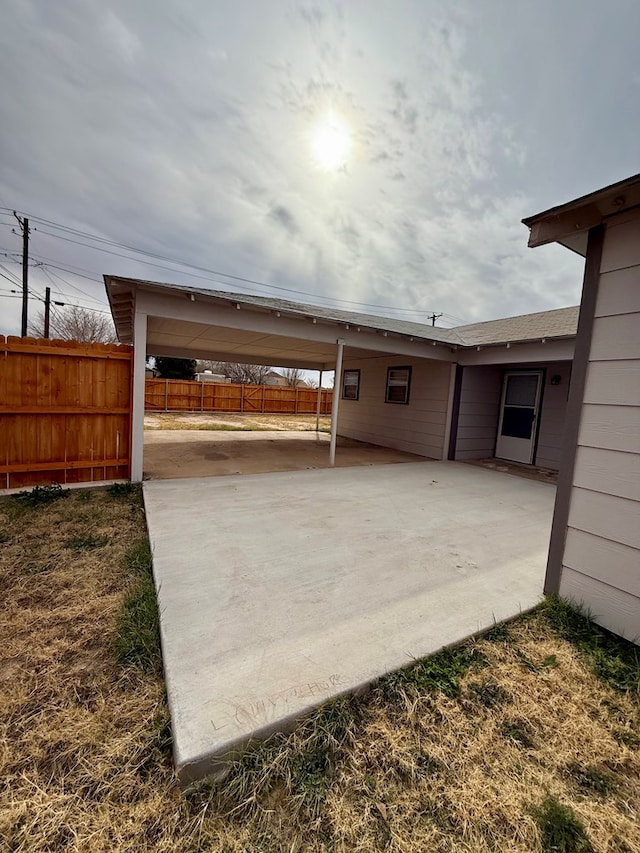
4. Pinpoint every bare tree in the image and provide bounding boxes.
[281,367,306,387]
[29,304,117,343]
[196,360,273,385]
